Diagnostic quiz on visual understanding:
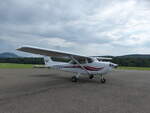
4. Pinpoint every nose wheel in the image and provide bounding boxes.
[100,75,106,83]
